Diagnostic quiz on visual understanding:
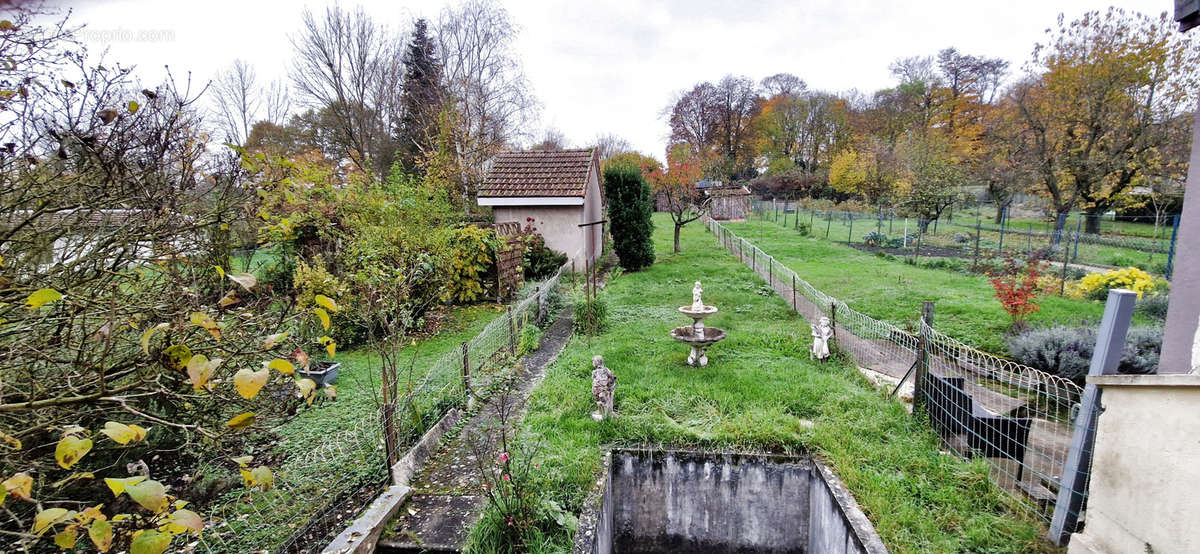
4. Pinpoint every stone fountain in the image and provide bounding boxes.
[670,281,727,367]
